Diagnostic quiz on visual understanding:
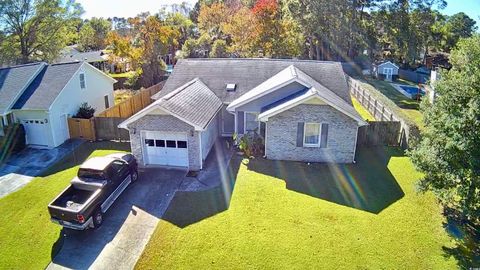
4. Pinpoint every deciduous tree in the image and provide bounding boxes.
[0,0,83,64]
[410,35,480,225]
